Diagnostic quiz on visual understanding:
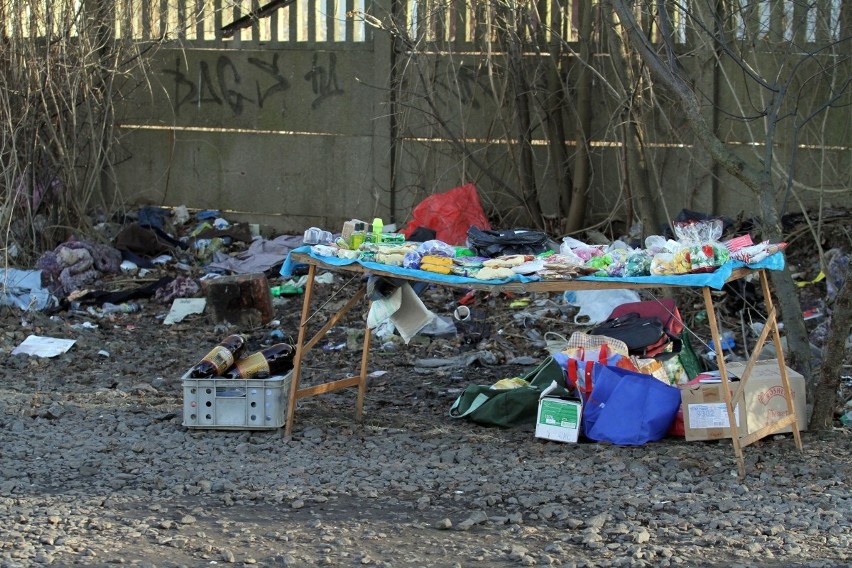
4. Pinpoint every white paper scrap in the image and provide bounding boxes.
[163,298,207,325]
[11,335,76,357]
